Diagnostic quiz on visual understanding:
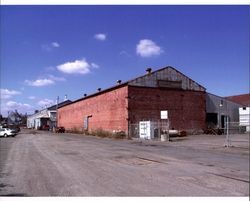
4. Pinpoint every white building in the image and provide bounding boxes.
[239,107,250,132]
[27,100,71,130]
[27,108,56,130]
